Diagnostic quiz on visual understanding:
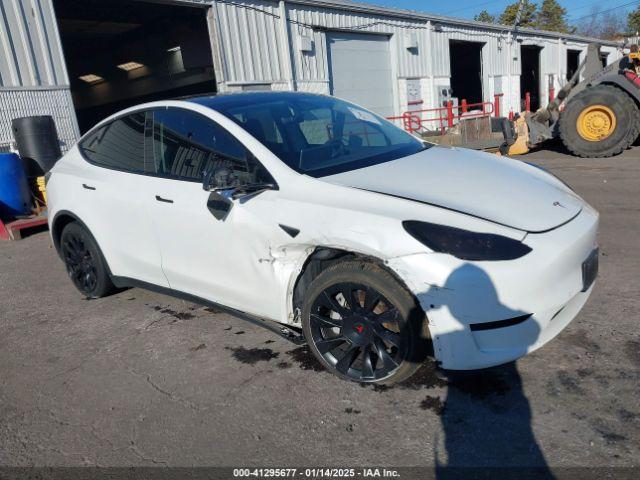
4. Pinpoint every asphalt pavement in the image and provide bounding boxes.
[0,143,638,477]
